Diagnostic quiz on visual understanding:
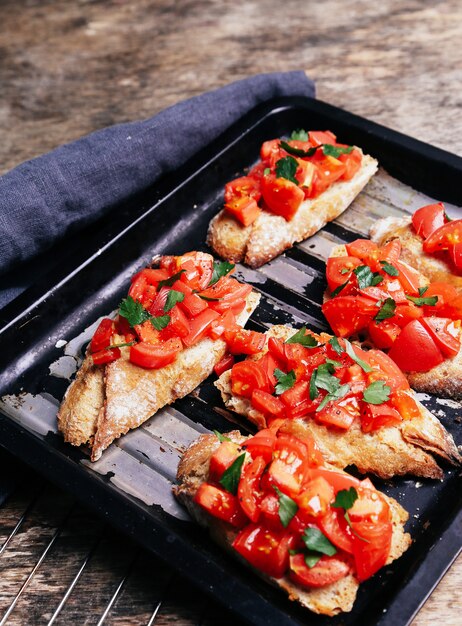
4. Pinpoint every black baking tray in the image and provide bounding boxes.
[1,97,462,626]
